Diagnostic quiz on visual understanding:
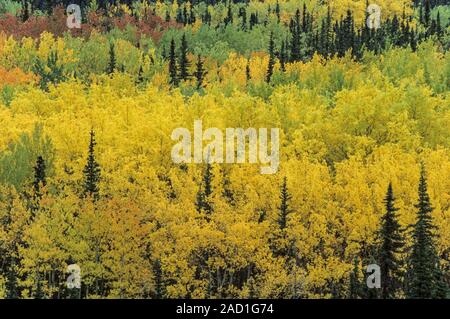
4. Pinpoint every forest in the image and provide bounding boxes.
[0,0,449,299]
